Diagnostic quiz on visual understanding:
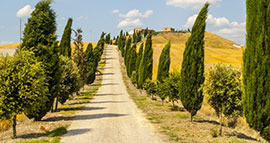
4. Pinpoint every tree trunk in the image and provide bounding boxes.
[51,99,54,113]
[55,97,59,112]
[172,101,175,109]
[219,112,223,136]
[162,100,164,106]
[12,115,17,138]
[190,114,193,122]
